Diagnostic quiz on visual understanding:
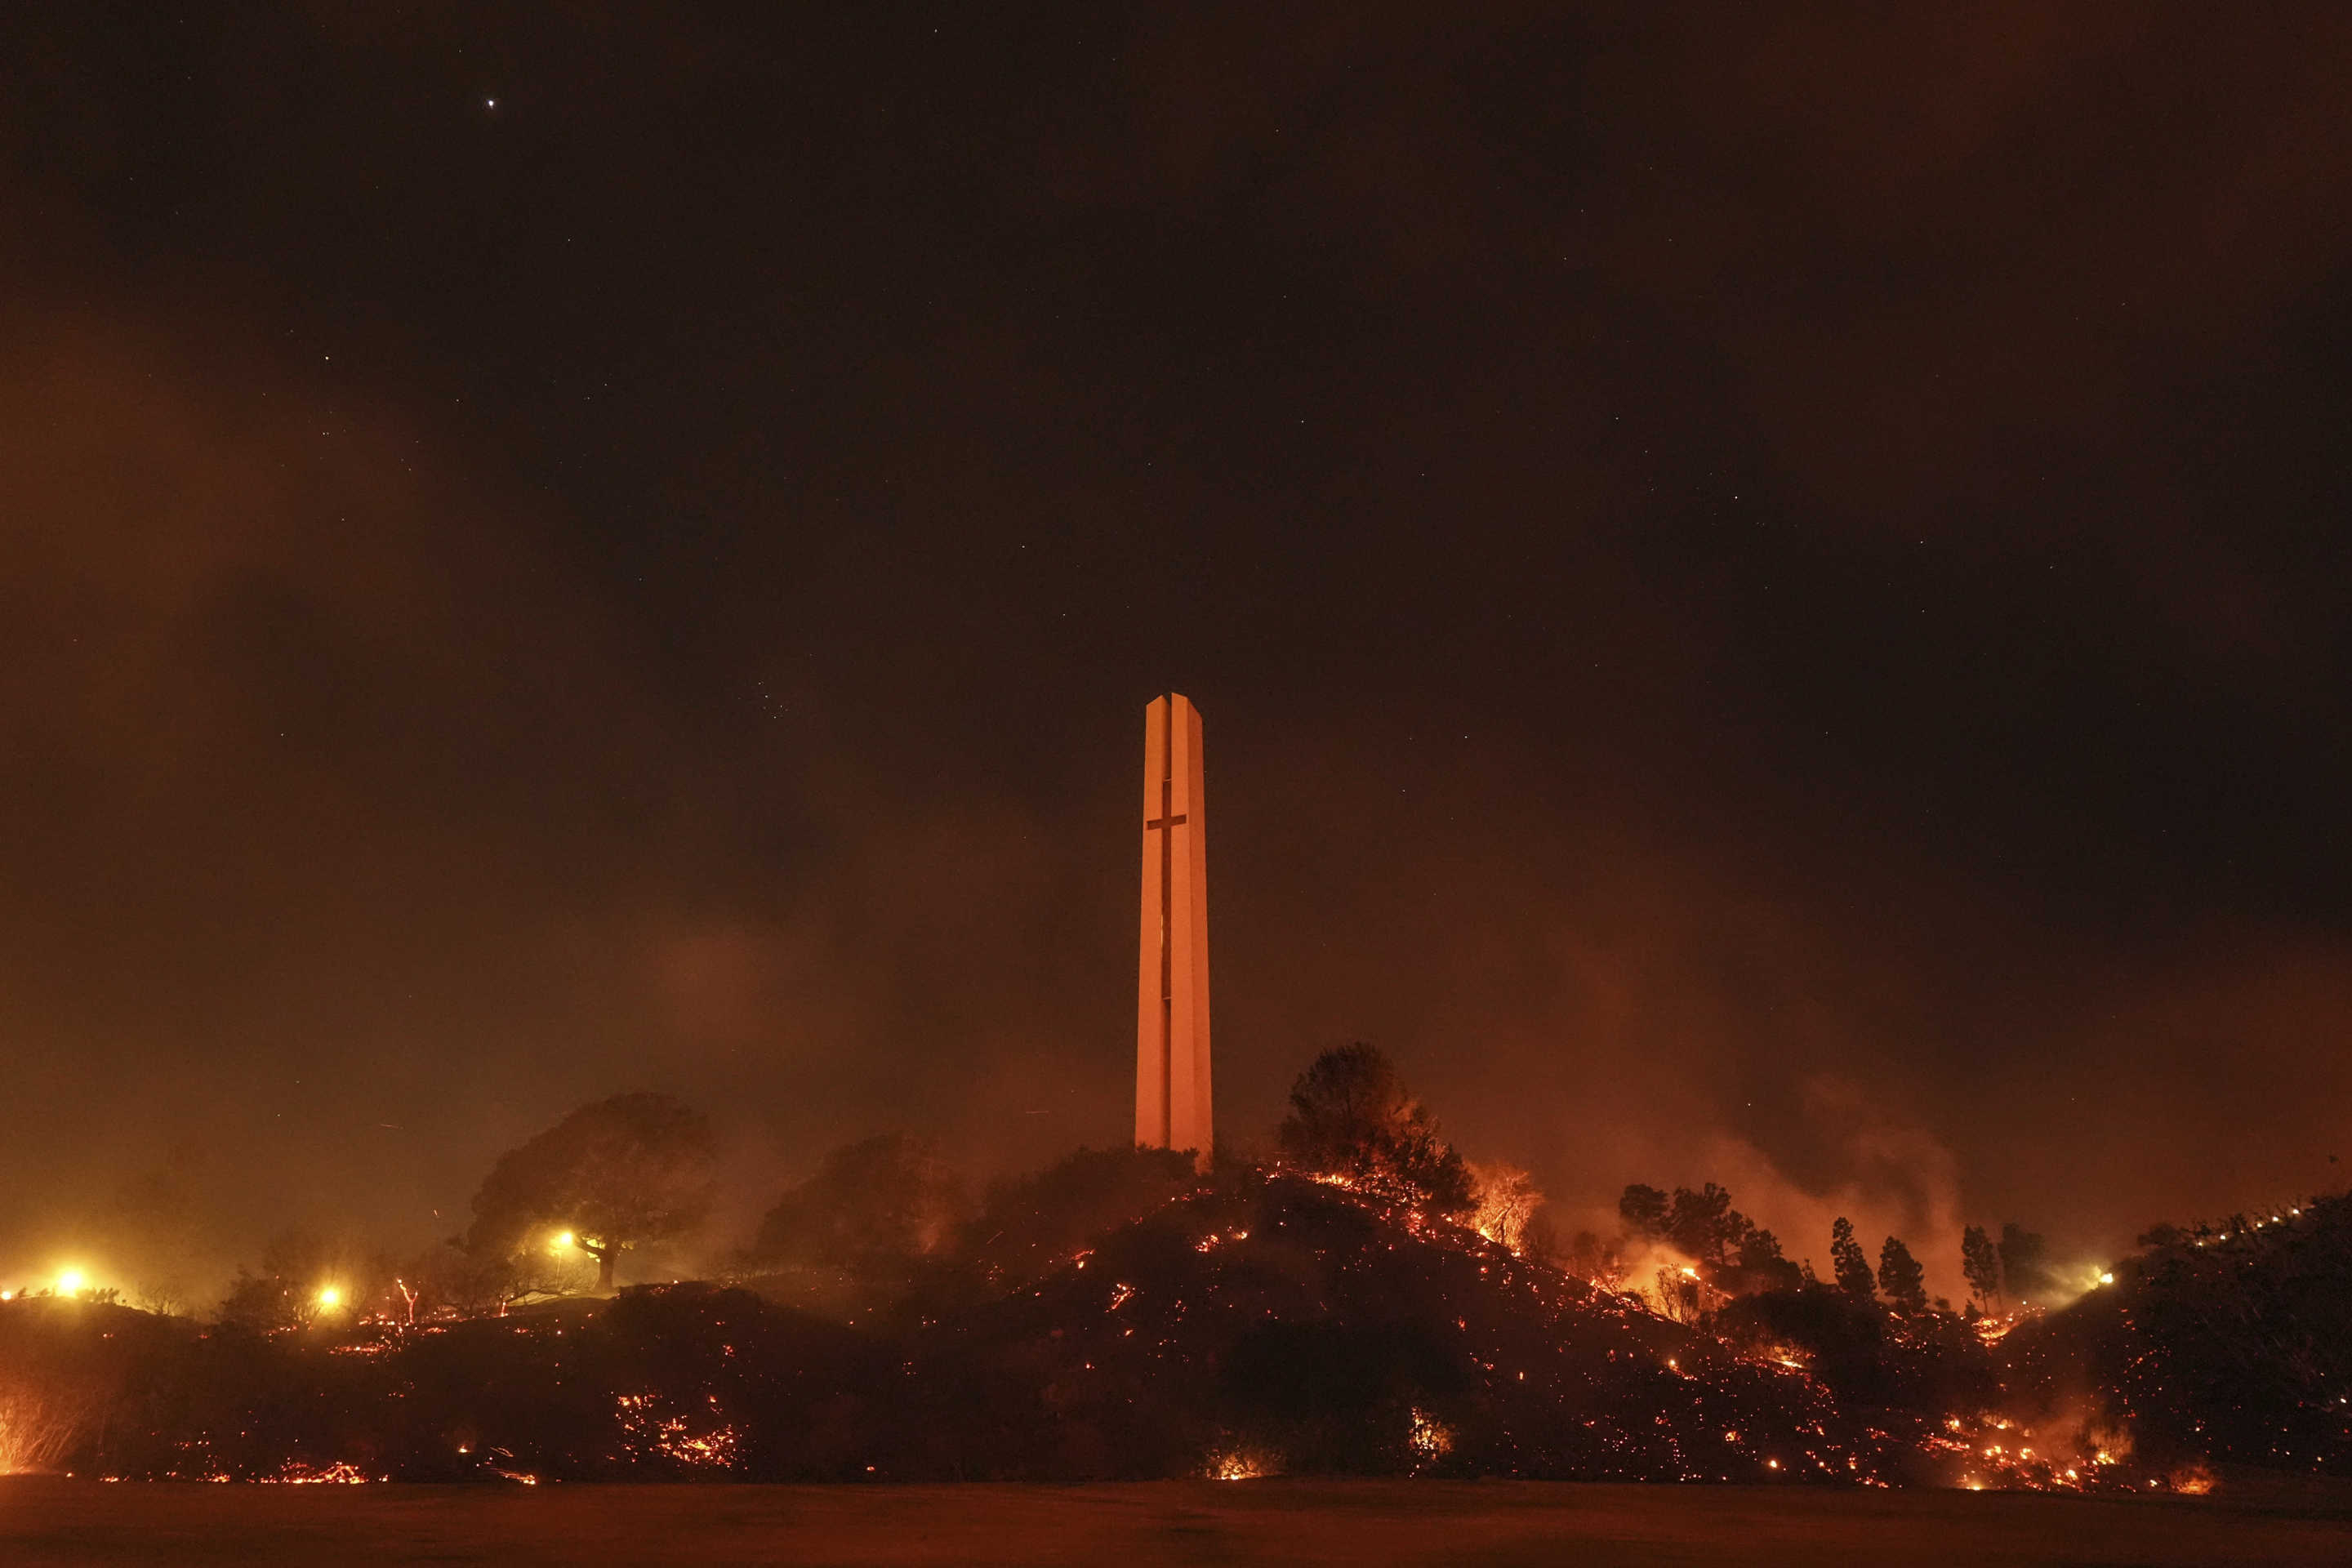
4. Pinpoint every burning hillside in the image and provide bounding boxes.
[889,1172,1907,1481]
[1994,1189,2352,1478]
[6,1053,2345,1492]
[7,1165,2322,1490]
